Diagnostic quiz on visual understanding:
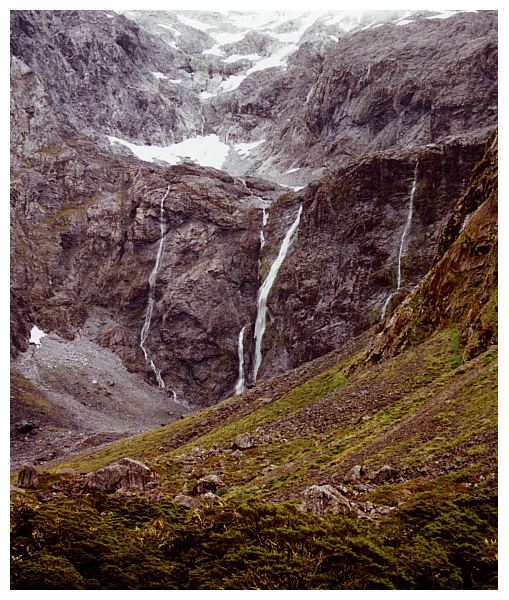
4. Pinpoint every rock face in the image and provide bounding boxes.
[219,11,497,181]
[368,134,498,364]
[10,10,205,144]
[85,458,153,492]
[253,132,492,379]
[300,485,351,516]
